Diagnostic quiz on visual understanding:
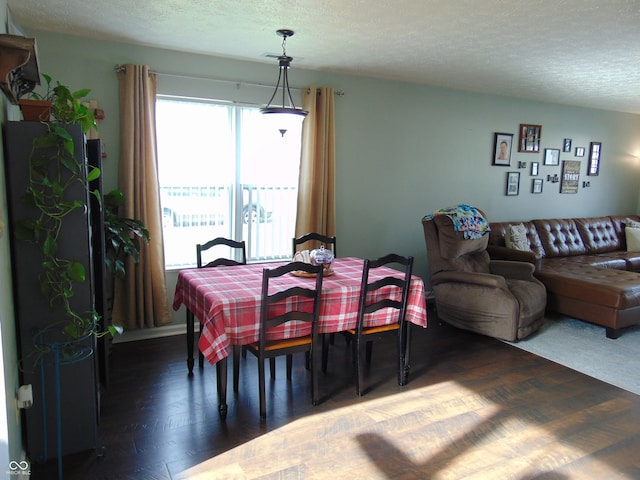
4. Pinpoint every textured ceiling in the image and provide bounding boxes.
[8,0,640,113]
